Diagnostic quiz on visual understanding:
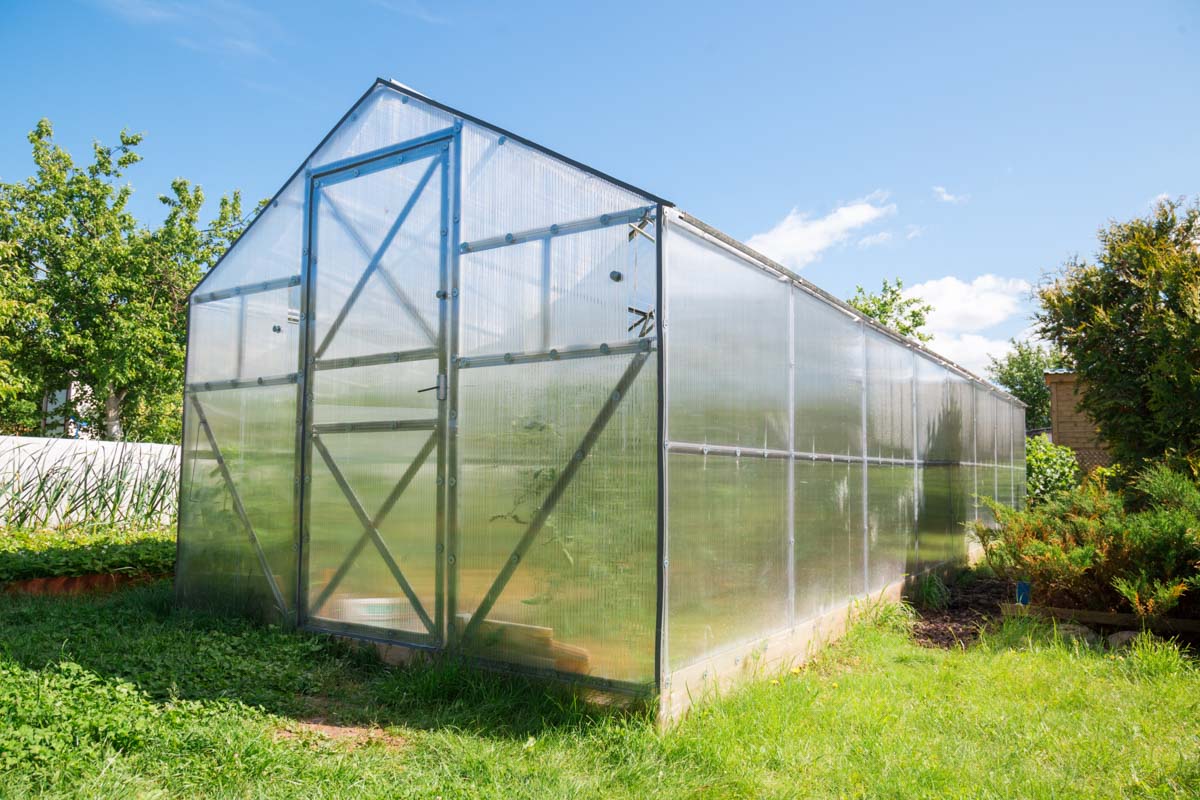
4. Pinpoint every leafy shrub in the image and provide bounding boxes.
[1024,433,1079,505]
[972,464,1200,619]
